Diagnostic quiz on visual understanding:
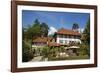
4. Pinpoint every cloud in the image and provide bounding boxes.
[48,26,57,35]
[78,28,84,33]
